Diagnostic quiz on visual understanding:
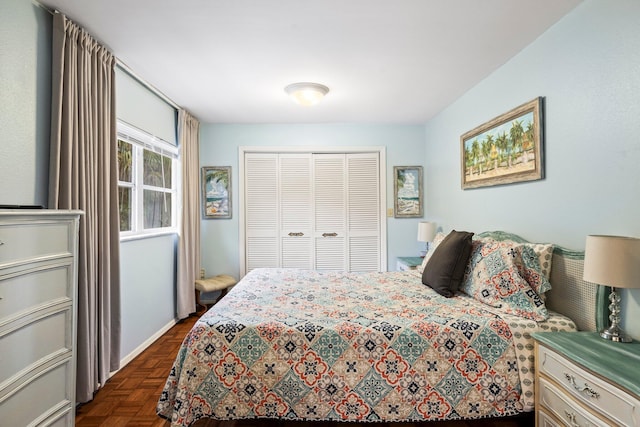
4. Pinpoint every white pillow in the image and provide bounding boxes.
[416,232,446,274]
